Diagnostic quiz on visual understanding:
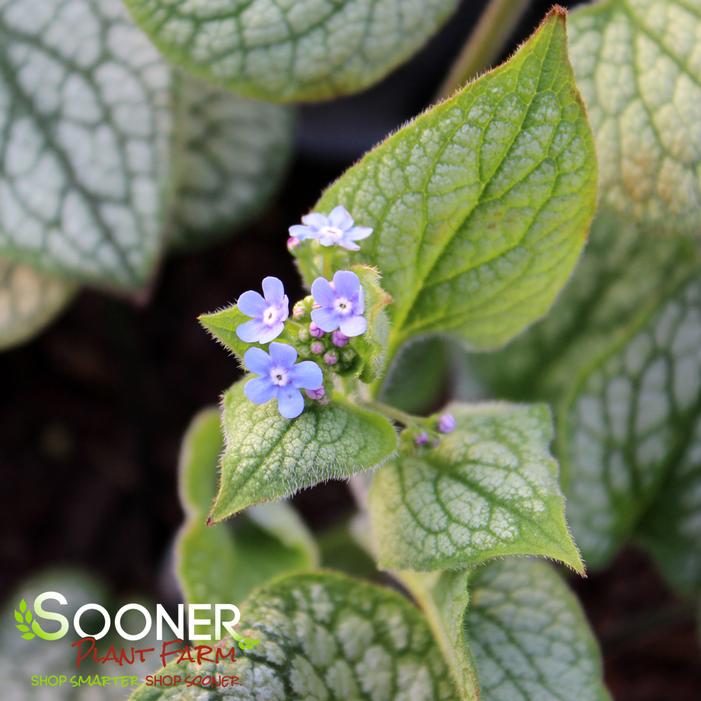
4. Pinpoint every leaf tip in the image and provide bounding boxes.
[547,4,568,21]
[559,544,587,577]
